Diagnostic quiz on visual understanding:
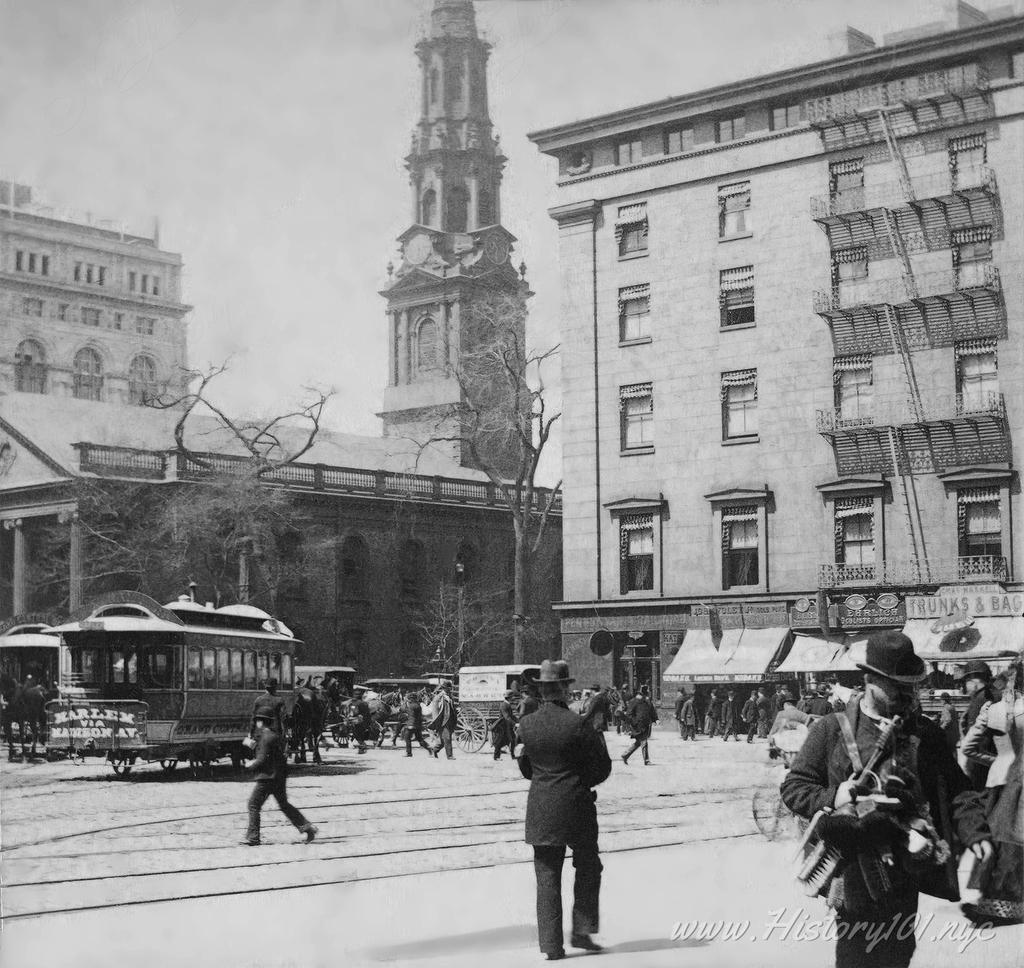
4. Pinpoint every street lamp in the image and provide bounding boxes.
[454,561,465,665]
